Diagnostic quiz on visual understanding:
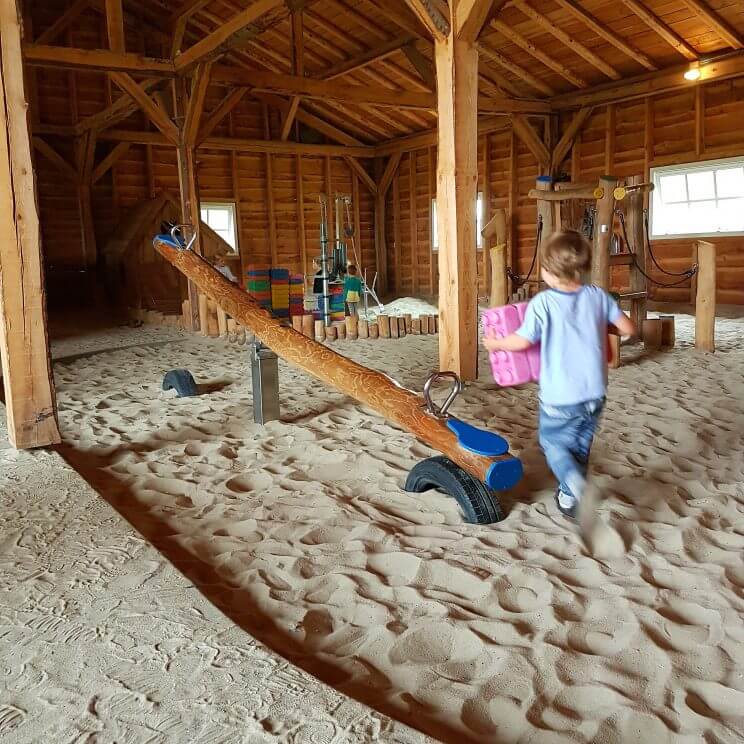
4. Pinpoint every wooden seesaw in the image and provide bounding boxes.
[153,231,523,524]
